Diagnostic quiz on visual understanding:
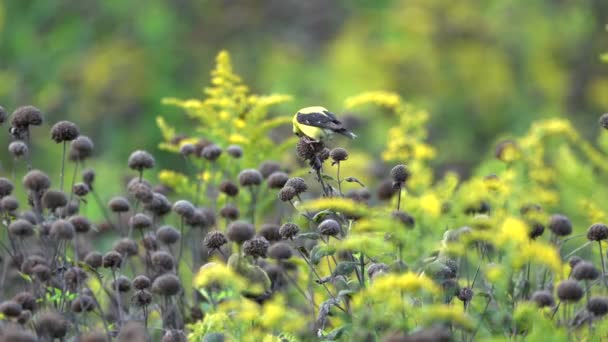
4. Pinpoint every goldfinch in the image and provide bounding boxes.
[292,106,357,141]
